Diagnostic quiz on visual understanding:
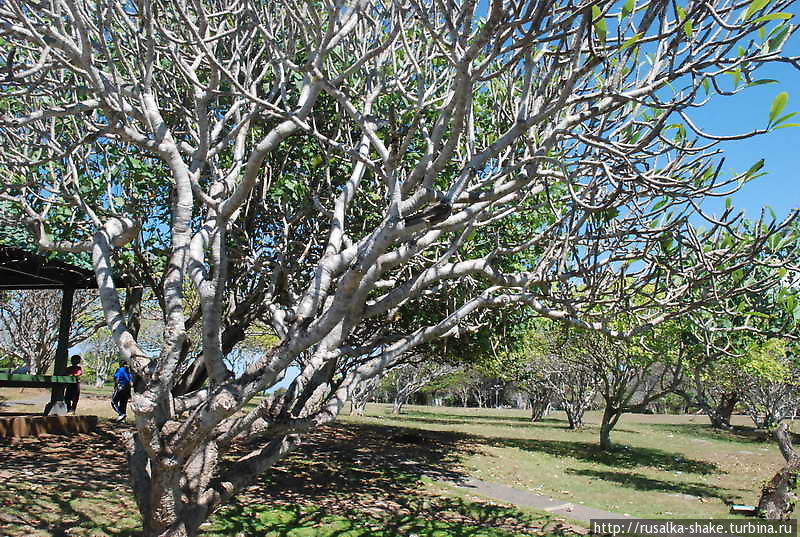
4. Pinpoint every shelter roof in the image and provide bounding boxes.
[0,246,98,289]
